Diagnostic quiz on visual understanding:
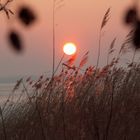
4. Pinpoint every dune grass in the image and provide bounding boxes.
[0,60,140,140]
[0,2,140,140]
